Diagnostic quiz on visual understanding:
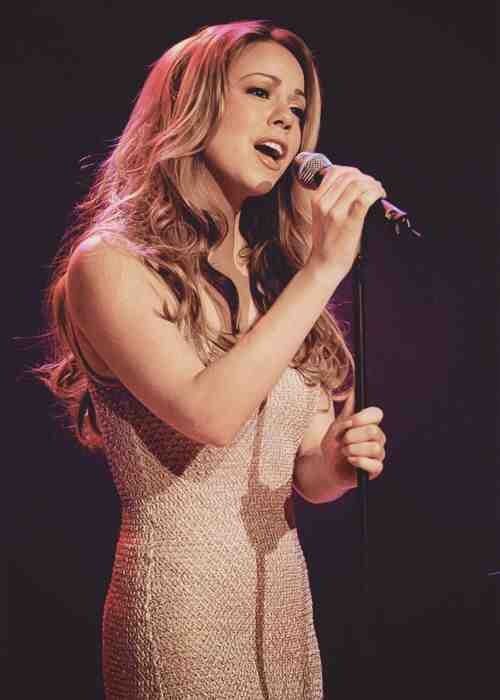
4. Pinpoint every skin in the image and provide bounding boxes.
[322,390,386,493]
[204,40,305,209]
[203,40,387,494]
[204,40,305,272]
